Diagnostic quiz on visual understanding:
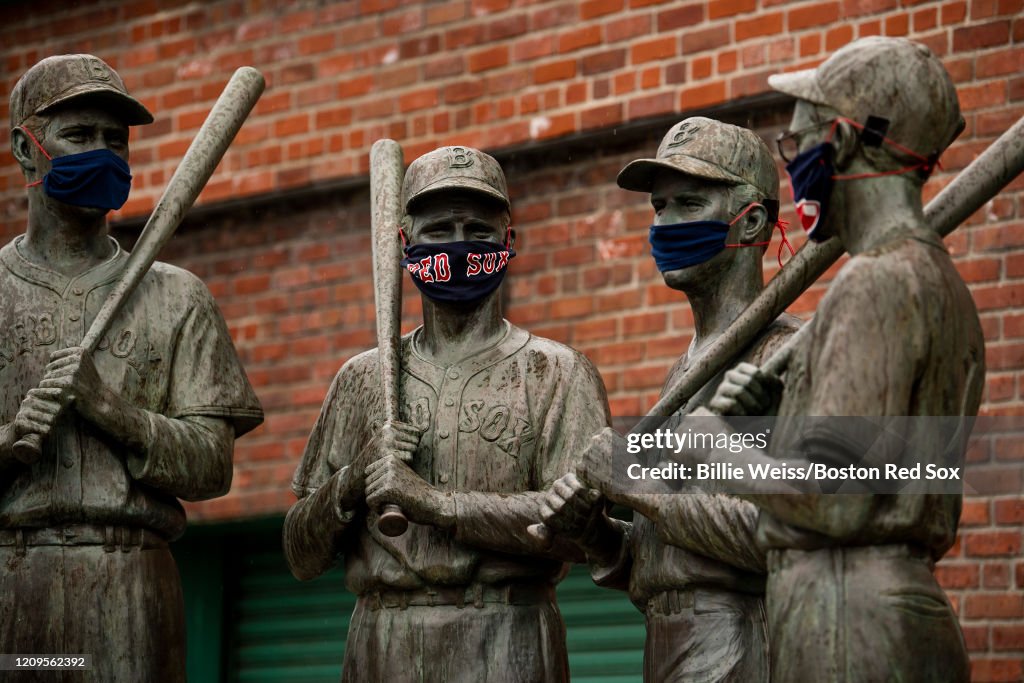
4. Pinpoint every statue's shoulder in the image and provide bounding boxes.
[517,326,601,377]
[329,345,382,389]
[144,260,214,300]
